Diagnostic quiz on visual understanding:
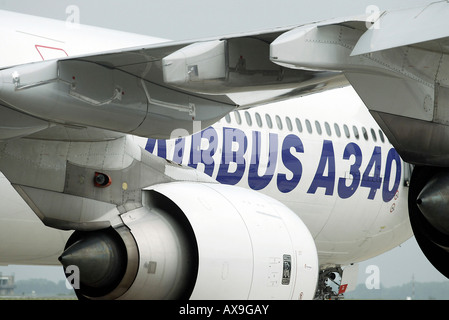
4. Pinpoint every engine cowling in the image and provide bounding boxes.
[408,166,449,279]
[60,182,318,300]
